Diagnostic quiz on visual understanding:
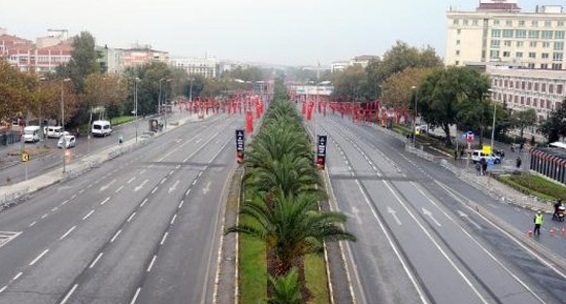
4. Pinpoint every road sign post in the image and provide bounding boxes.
[22,152,29,181]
